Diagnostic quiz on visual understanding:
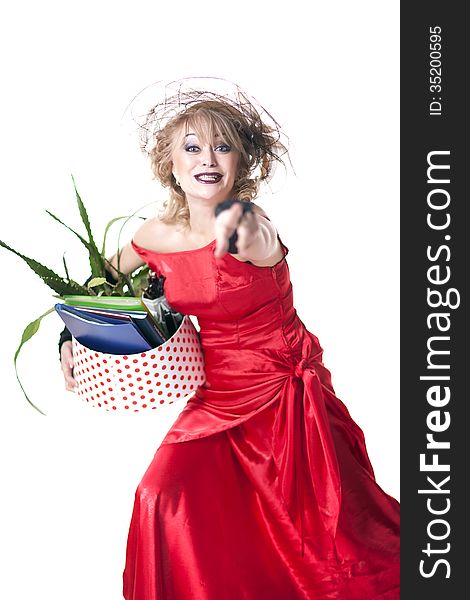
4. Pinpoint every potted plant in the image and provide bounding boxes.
[0,177,153,414]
